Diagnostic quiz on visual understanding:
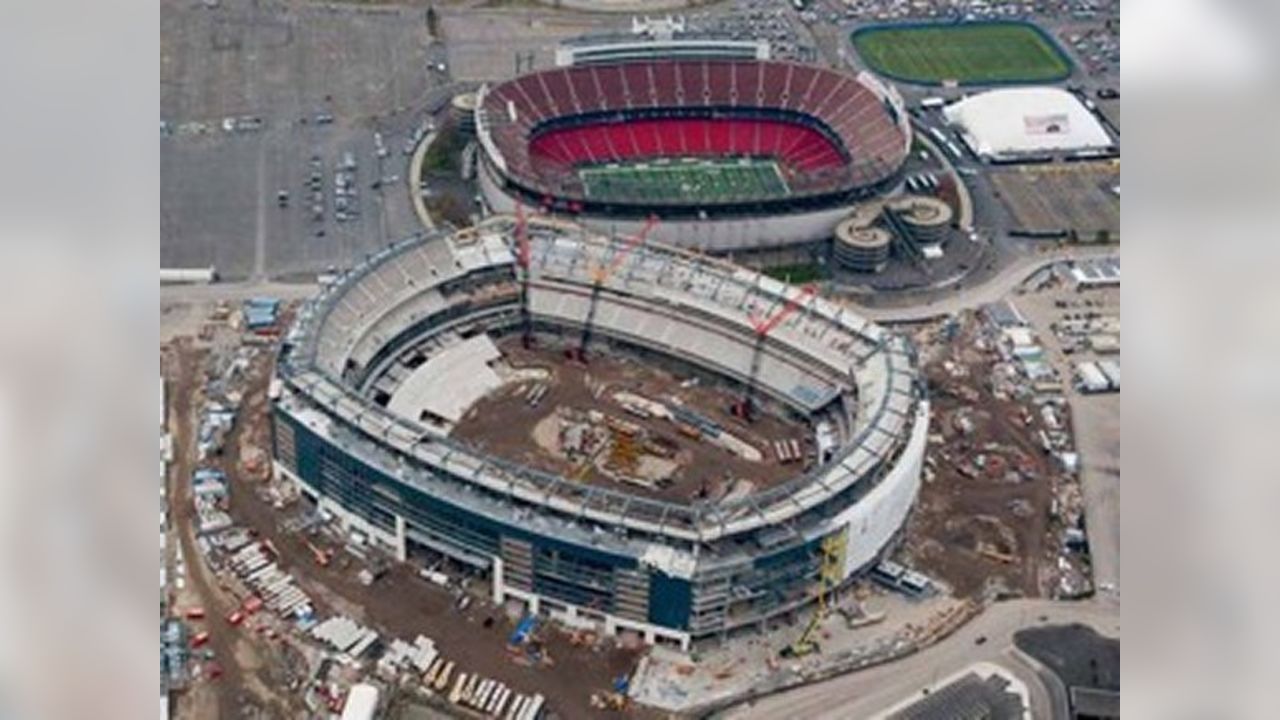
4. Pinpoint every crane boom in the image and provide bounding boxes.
[752,285,816,337]
[577,216,659,361]
[735,284,816,422]
[515,201,530,269]
[515,202,534,348]
[592,215,657,285]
